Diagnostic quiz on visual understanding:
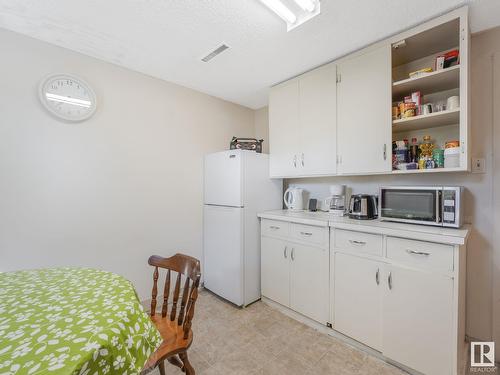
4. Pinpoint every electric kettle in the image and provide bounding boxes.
[284,187,304,211]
